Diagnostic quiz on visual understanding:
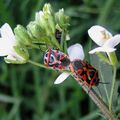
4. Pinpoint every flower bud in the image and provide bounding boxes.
[55,9,70,29]
[43,3,53,15]
[43,3,55,34]
[27,21,45,40]
[35,11,48,30]
[35,4,55,36]
[14,25,32,46]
